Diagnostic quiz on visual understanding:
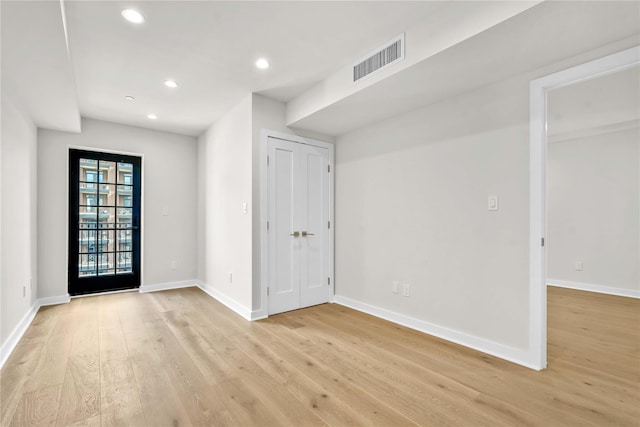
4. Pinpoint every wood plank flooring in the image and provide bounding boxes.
[1,286,638,426]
